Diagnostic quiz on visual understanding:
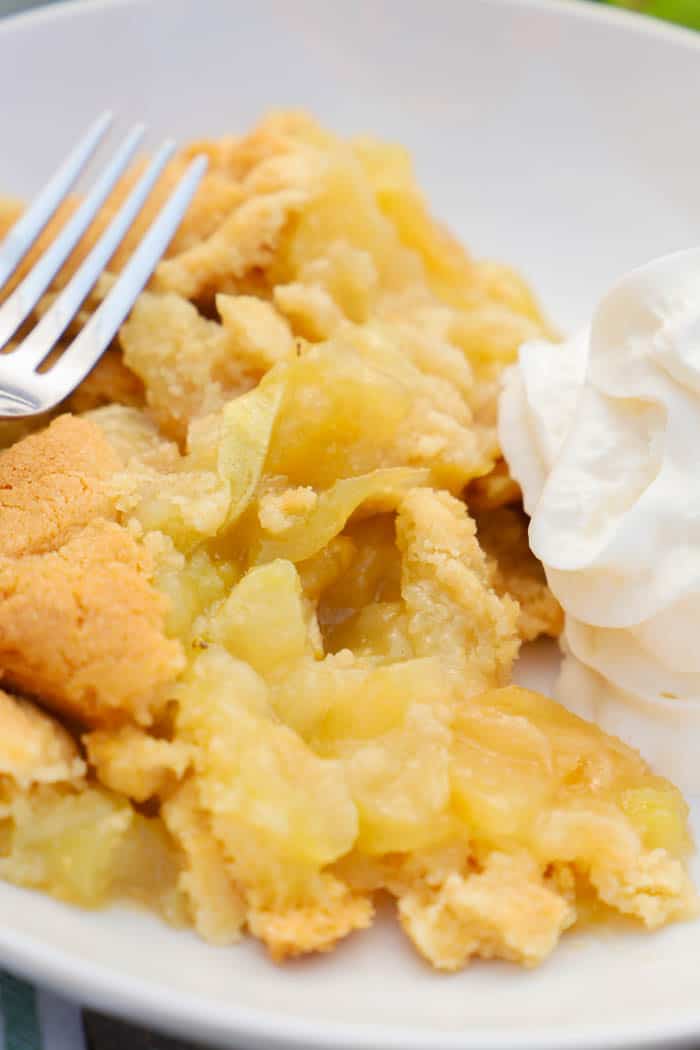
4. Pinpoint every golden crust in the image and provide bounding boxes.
[215,294,295,370]
[590,848,697,929]
[0,418,183,727]
[396,487,520,691]
[398,852,575,971]
[248,875,374,961]
[0,689,85,788]
[0,415,120,557]
[0,520,184,727]
[120,291,257,441]
[85,726,191,802]
[154,187,309,302]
